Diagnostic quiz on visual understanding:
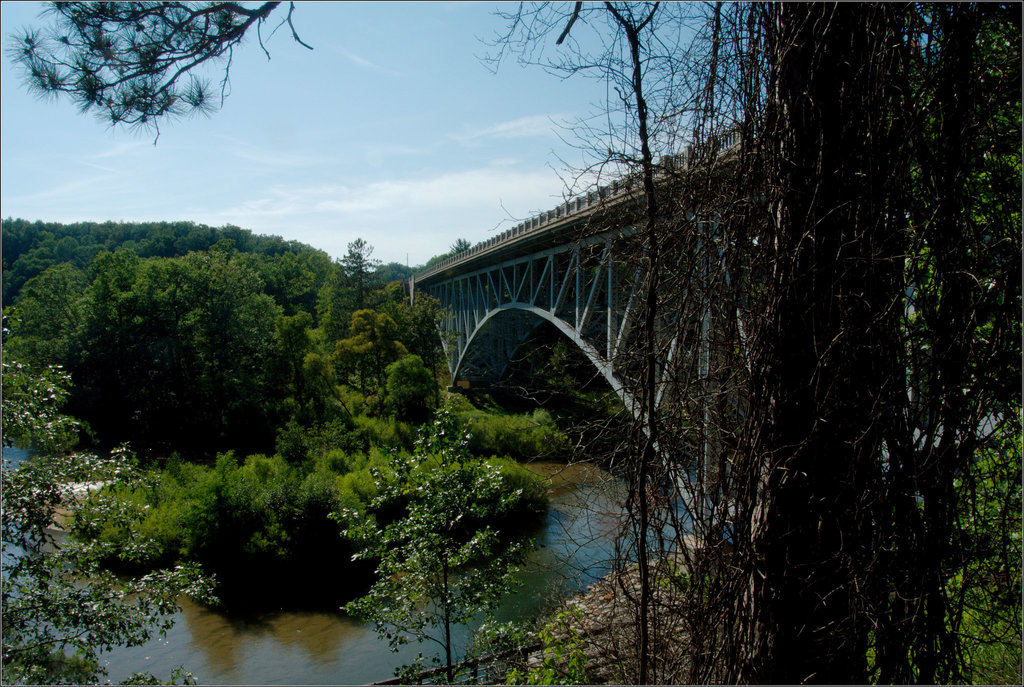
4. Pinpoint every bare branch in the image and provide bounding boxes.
[556,2,583,45]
